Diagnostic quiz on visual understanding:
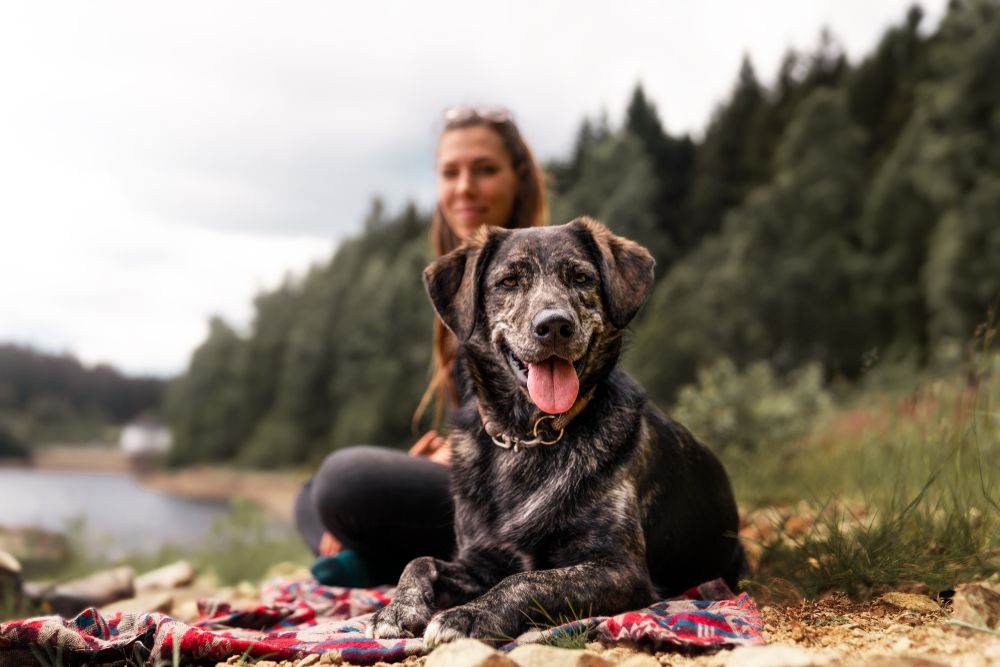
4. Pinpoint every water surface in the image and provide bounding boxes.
[0,468,231,555]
